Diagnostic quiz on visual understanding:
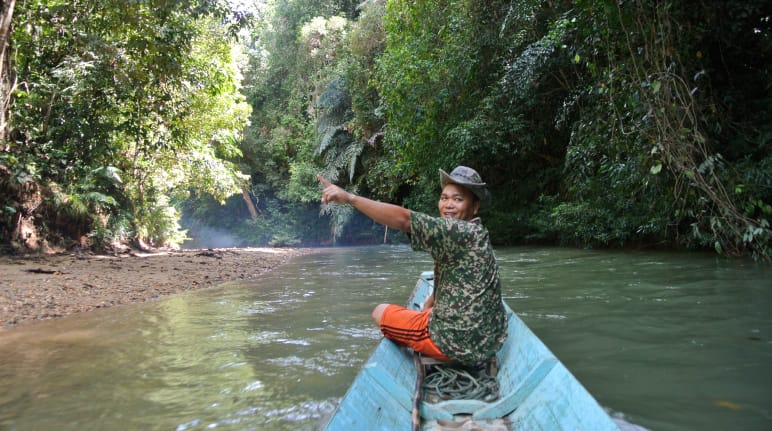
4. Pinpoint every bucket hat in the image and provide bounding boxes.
[439,166,491,206]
